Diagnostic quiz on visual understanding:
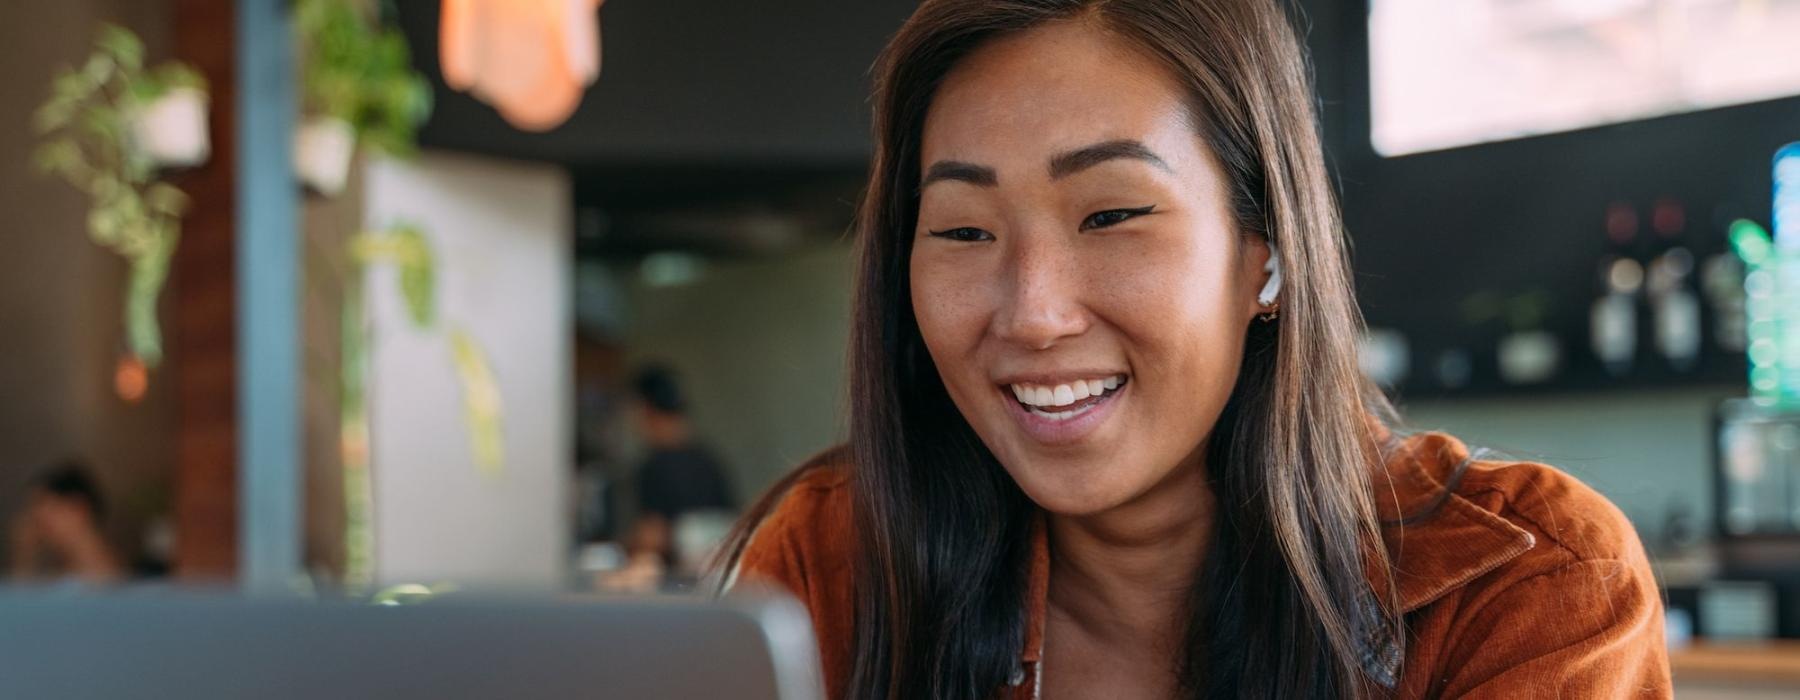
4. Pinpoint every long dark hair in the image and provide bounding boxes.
[719,1,1403,697]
